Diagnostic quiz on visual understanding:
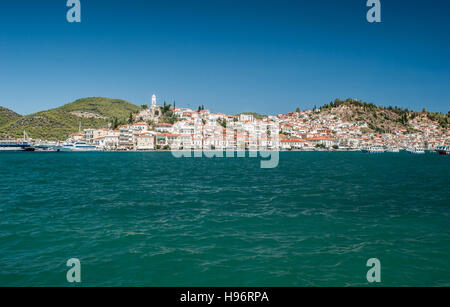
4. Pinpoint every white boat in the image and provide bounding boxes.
[361,146,385,154]
[386,147,400,153]
[54,141,100,152]
[406,147,425,154]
